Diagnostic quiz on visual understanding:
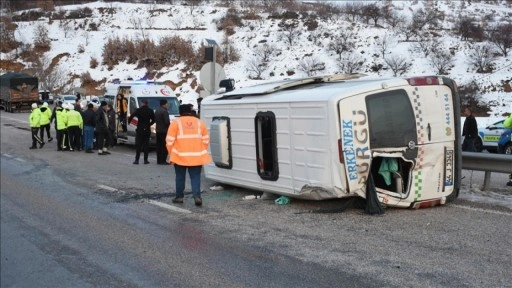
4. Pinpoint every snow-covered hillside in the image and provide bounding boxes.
[1,0,511,115]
